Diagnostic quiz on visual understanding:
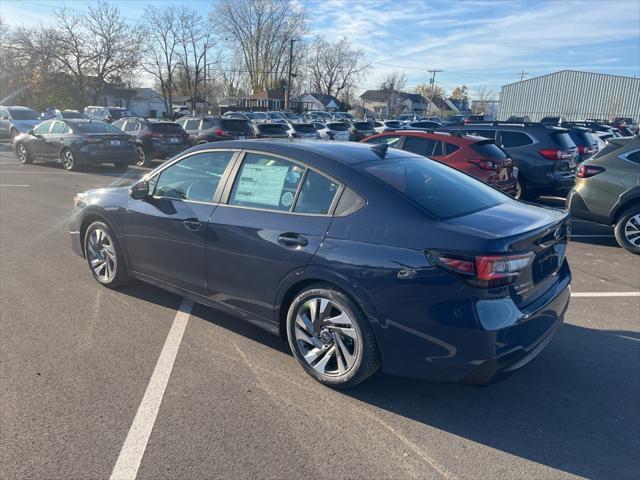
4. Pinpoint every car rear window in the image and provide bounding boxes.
[258,124,286,134]
[354,122,374,130]
[471,141,508,159]
[10,109,39,120]
[571,130,597,147]
[385,121,402,129]
[108,109,129,120]
[293,124,317,133]
[363,157,506,220]
[550,132,575,149]
[150,122,184,133]
[327,122,348,131]
[221,119,252,132]
[74,122,123,134]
